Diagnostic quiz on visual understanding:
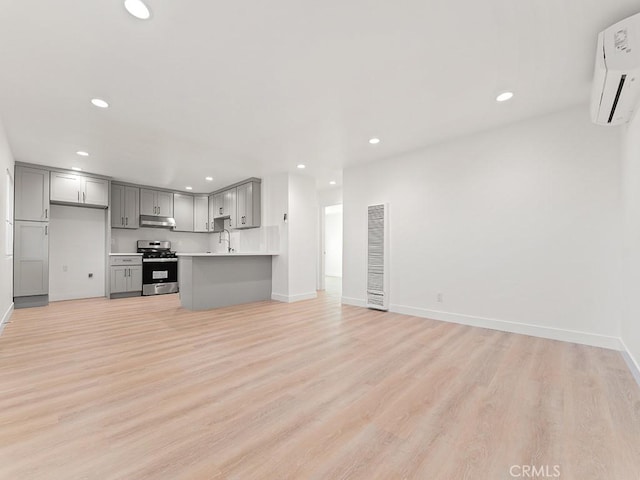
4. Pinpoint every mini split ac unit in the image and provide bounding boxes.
[591,12,640,126]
